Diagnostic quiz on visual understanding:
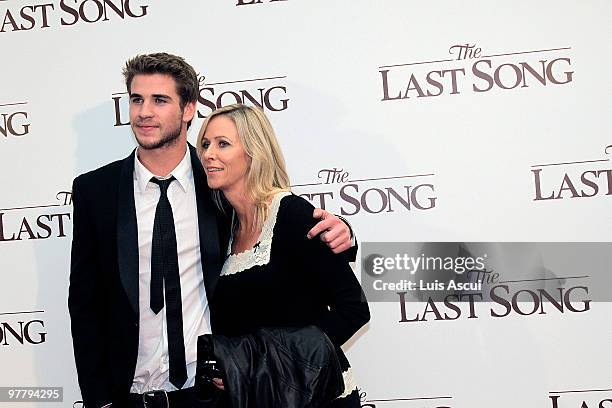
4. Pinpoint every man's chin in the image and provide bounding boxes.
[137,140,165,150]
[132,123,183,151]
[134,134,179,150]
